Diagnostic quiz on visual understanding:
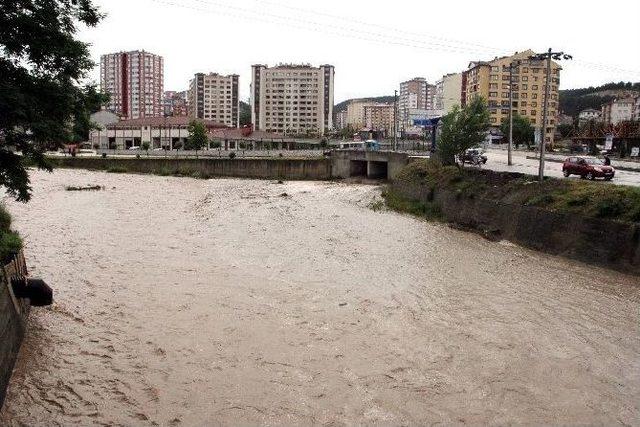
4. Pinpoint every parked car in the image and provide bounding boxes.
[562,156,615,180]
[127,145,140,150]
[461,148,487,165]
